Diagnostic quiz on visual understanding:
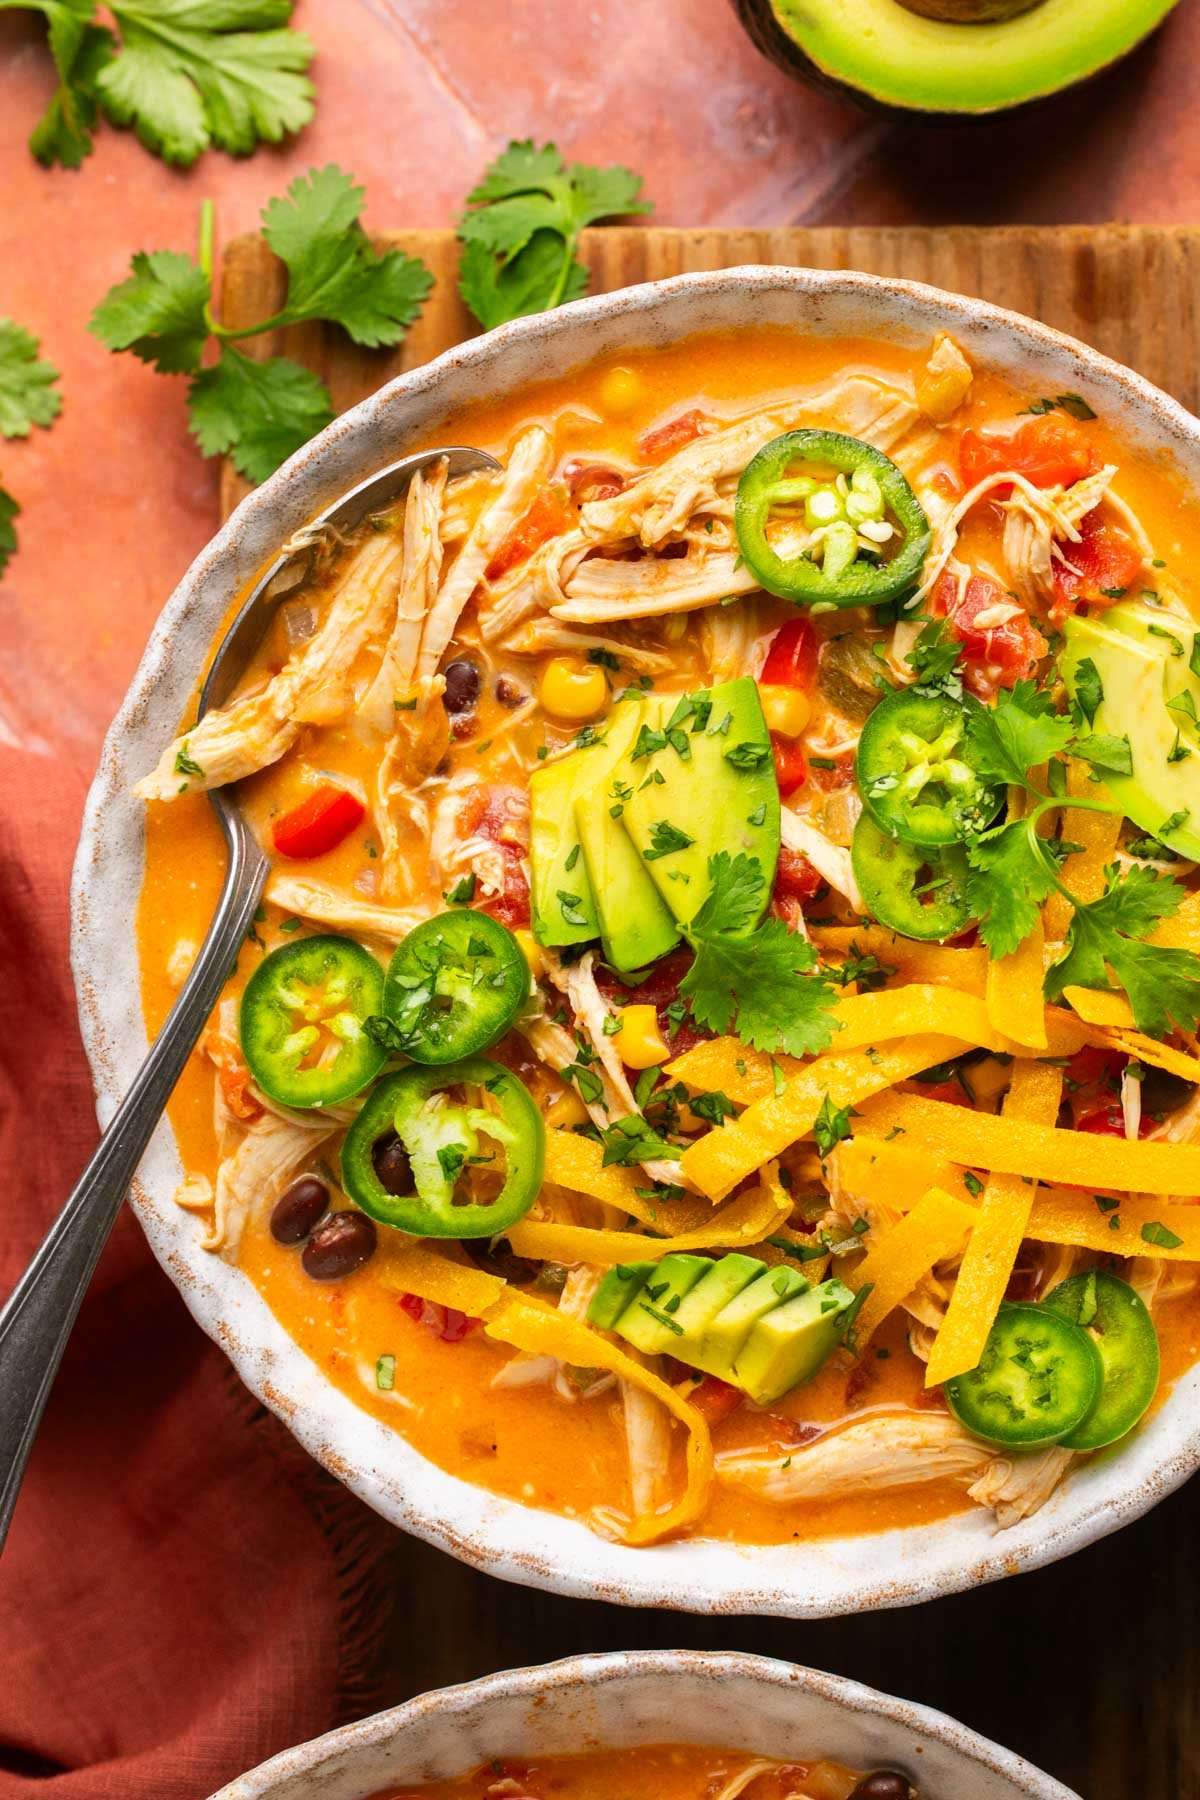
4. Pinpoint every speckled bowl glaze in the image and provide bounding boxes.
[207,1651,1077,1800]
[74,266,1200,1617]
